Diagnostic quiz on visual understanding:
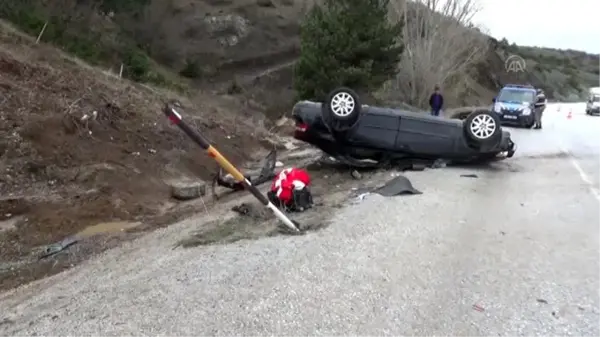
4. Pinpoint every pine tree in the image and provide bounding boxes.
[294,0,404,100]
